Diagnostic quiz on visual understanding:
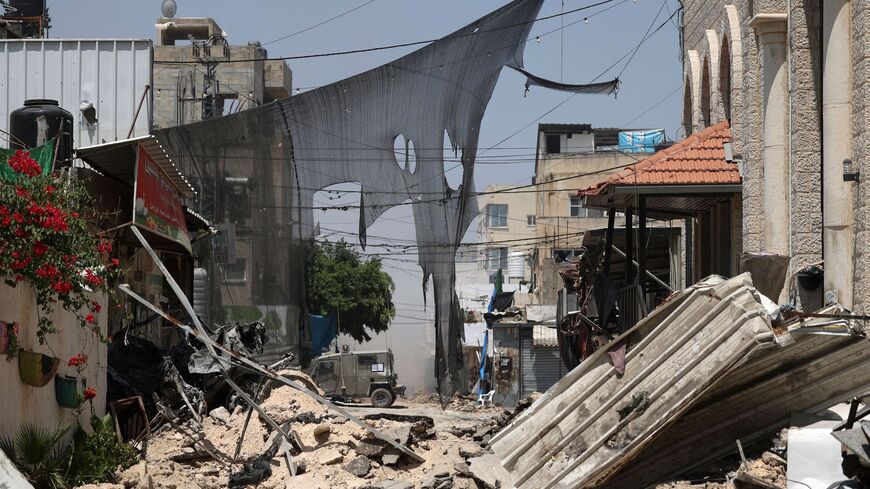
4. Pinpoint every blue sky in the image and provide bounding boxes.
[47,0,683,391]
